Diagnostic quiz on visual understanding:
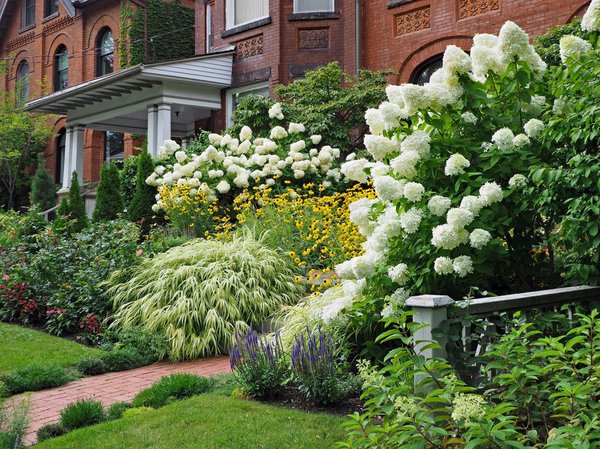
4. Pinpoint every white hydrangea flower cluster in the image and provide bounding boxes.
[471,22,546,79]
[582,0,600,32]
[559,35,592,64]
[451,393,486,424]
[148,121,343,212]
